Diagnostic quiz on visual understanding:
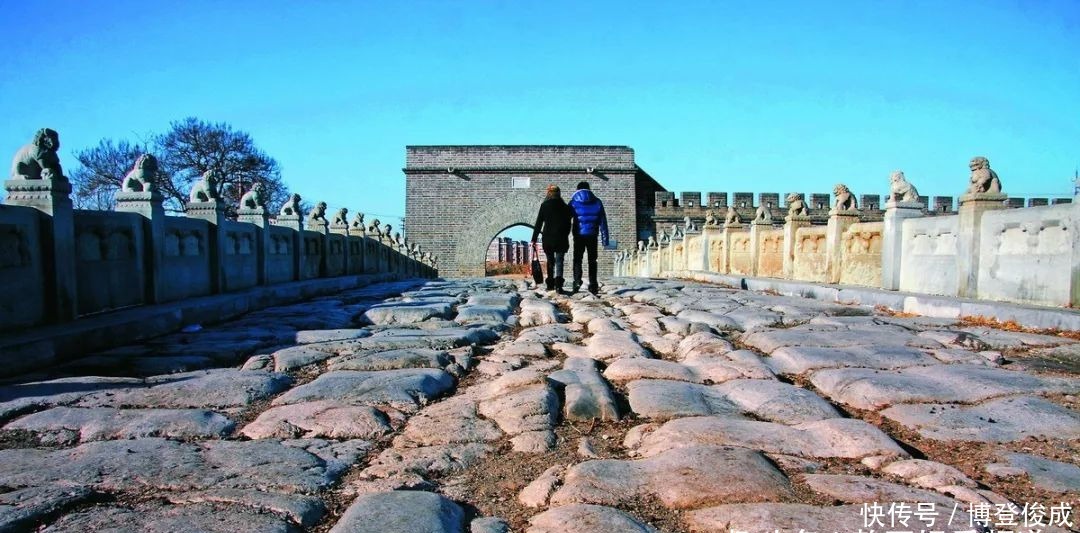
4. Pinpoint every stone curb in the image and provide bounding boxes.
[654,271,1080,331]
